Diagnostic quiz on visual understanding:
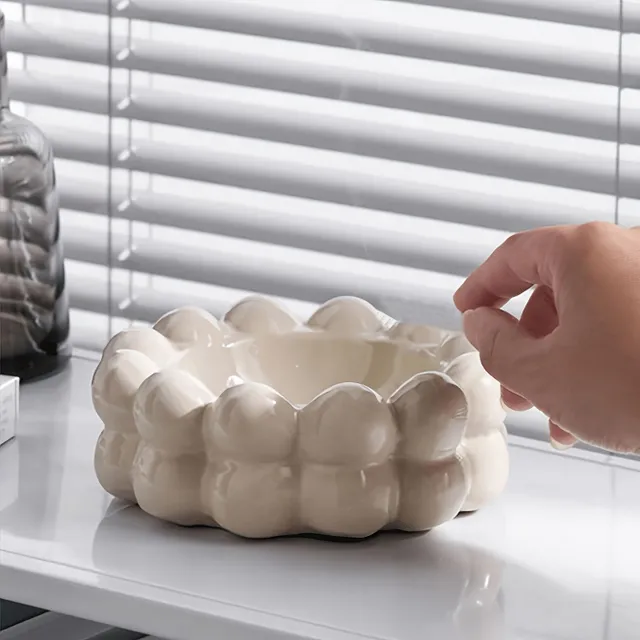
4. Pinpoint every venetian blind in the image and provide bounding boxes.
[4,0,638,437]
